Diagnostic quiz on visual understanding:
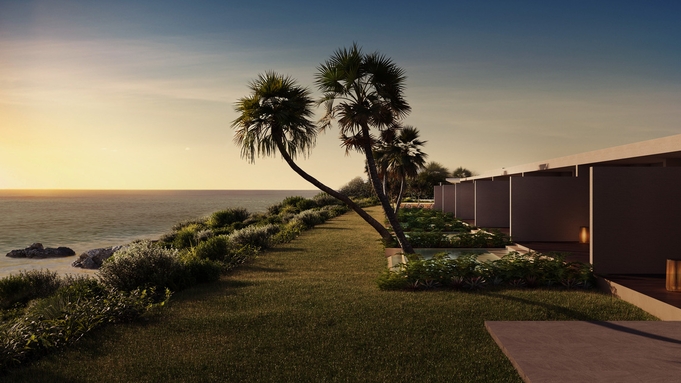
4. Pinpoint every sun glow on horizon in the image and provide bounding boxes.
[1,1,680,189]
